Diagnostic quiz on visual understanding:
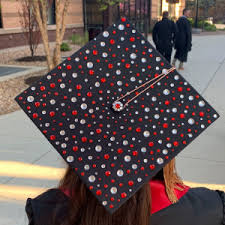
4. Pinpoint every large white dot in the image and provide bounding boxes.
[198,100,205,107]
[117,169,124,177]
[124,155,131,162]
[143,131,150,137]
[130,53,137,59]
[103,31,109,37]
[95,145,102,152]
[81,103,87,110]
[27,96,34,102]
[87,62,93,68]
[157,158,164,164]
[66,156,74,163]
[188,118,195,125]
[88,175,95,182]
[163,89,170,95]
[110,187,117,194]
[118,24,125,30]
